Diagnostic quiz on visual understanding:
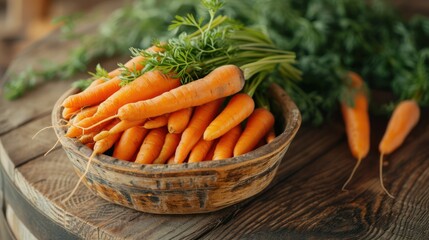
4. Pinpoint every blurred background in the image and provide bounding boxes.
[0,0,111,76]
[0,0,428,78]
